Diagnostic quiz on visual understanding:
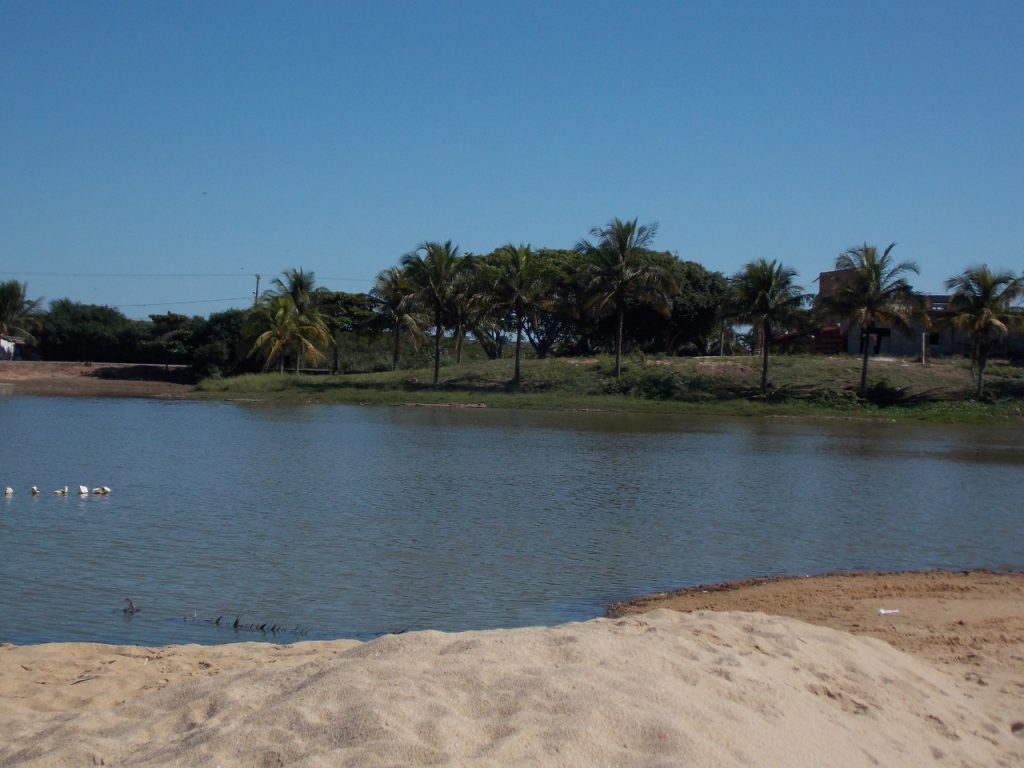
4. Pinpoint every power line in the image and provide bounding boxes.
[0,271,257,278]
[1,270,374,282]
[115,296,251,308]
